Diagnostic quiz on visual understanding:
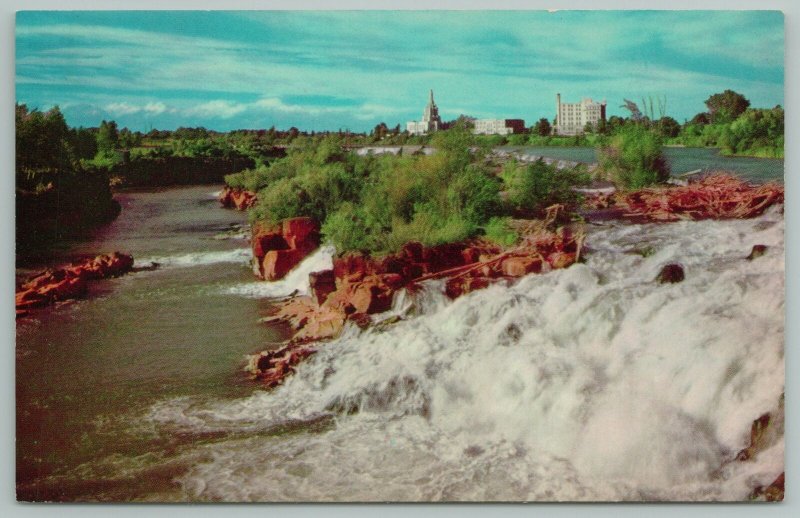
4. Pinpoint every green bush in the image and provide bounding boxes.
[502,158,590,215]
[482,217,519,247]
[598,125,669,189]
